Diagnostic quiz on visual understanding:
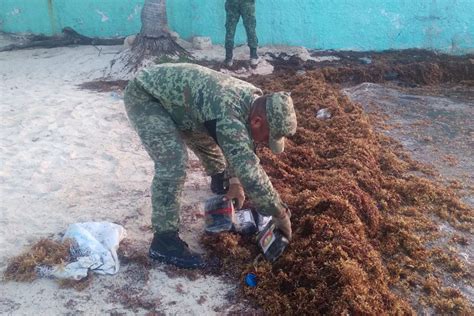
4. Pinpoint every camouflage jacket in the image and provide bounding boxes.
[135,63,285,216]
